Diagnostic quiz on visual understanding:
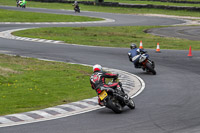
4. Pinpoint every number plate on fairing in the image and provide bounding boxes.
[98,90,108,100]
